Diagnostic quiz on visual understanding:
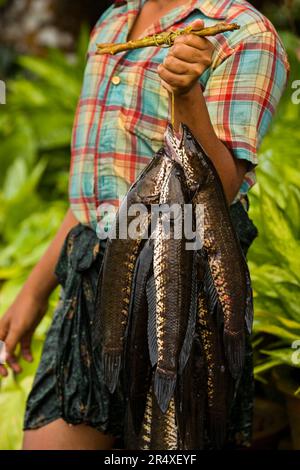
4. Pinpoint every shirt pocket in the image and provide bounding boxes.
[122,63,169,145]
